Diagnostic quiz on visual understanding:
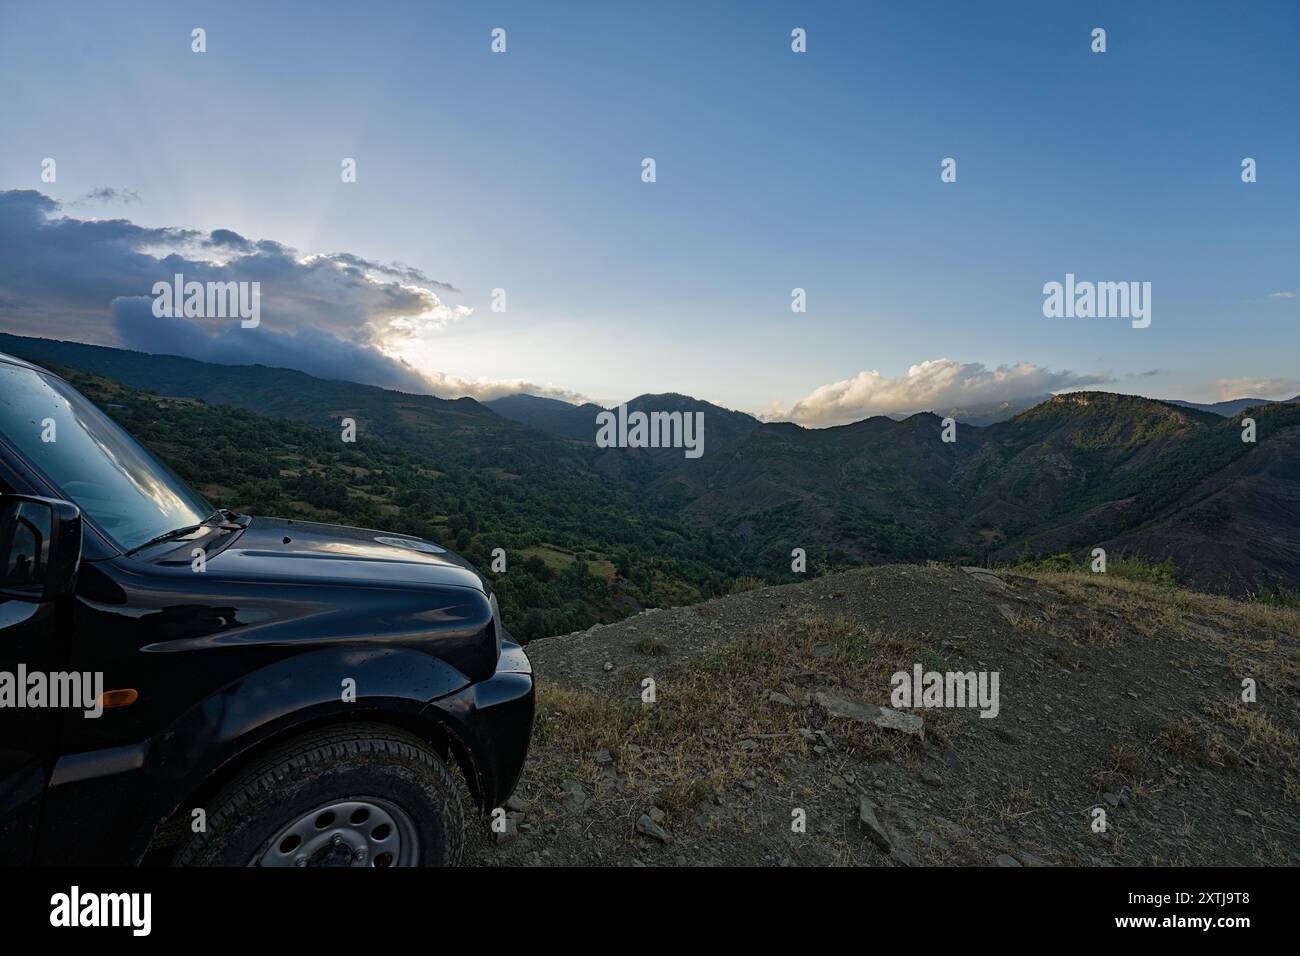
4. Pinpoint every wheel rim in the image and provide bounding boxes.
[252,797,421,867]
